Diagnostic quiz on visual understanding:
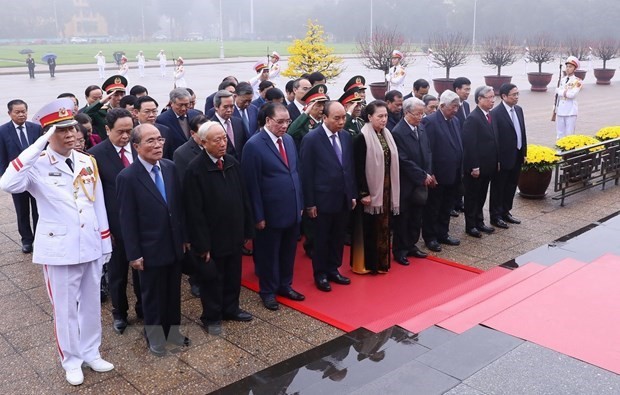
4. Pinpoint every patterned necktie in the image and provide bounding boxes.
[152,165,167,203]
[119,147,130,168]
[226,119,235,147]
[17,126,28,149]
[412,126,419,140]
[179,115,190,139]
[277,137,288,167]
[330,134,342,164]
